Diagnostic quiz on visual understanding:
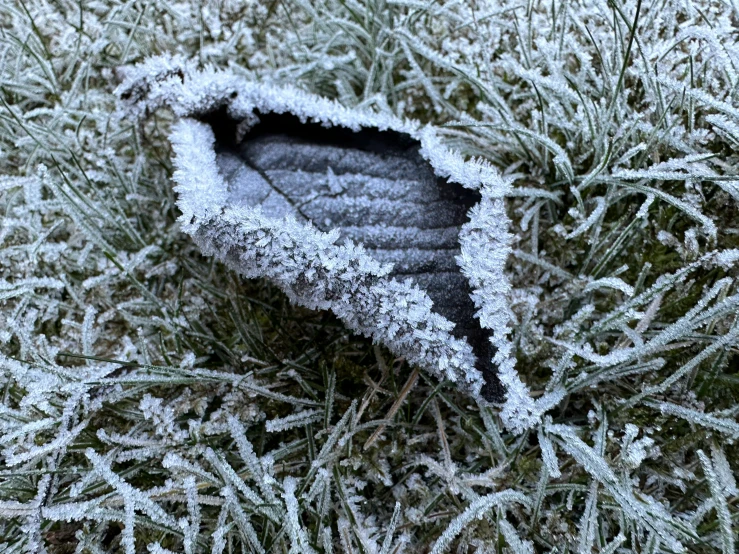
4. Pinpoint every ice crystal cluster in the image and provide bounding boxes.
[0,0,738,553]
